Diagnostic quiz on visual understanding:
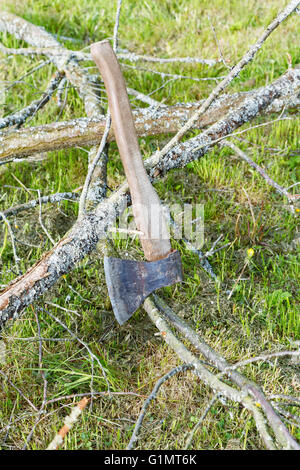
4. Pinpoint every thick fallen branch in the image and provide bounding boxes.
[0,70,299,165]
